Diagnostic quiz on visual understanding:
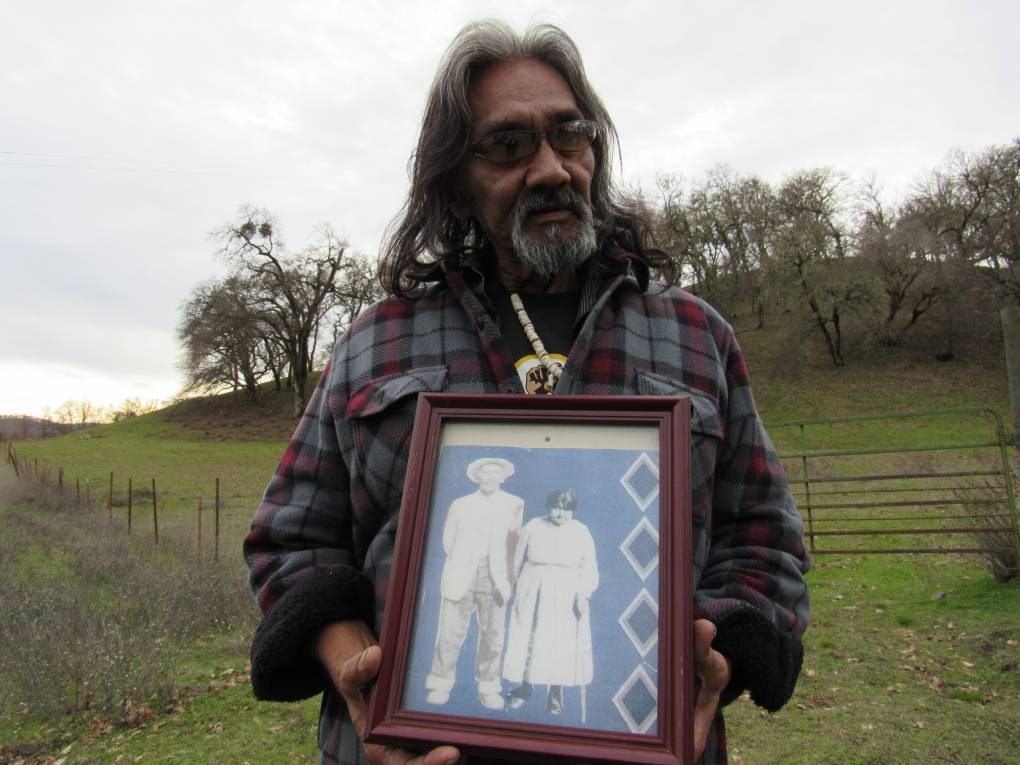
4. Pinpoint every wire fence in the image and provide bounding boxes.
[4,439,227,560]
